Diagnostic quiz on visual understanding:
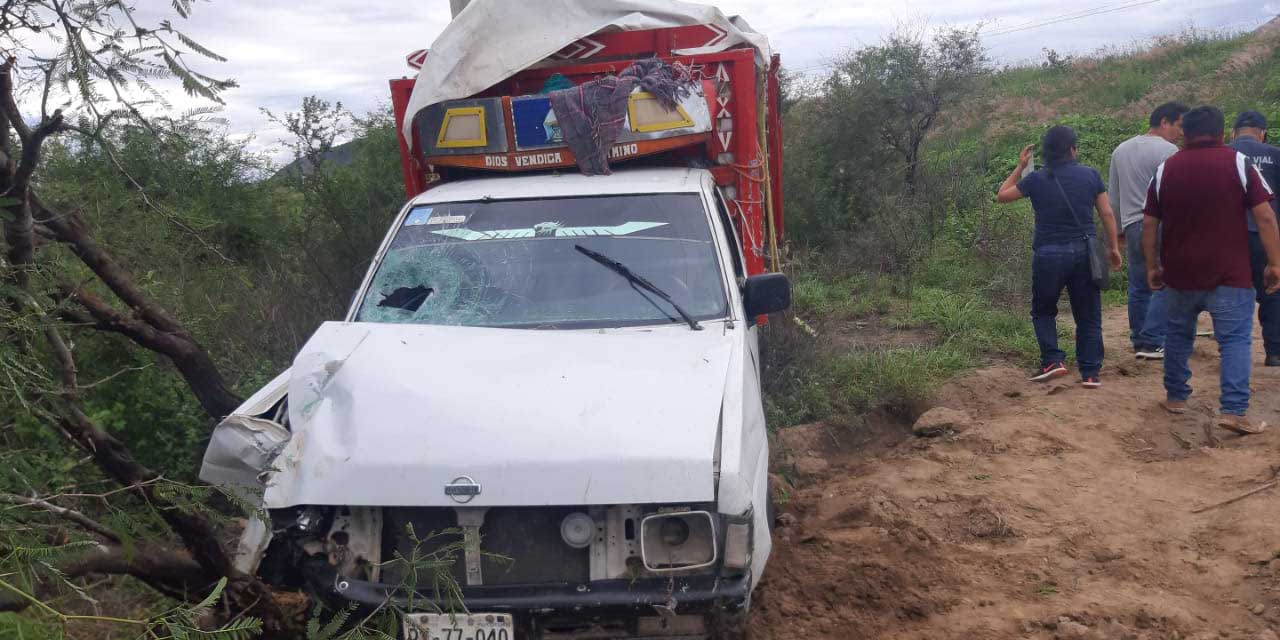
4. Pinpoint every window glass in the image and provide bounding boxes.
[355,194,728,329]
